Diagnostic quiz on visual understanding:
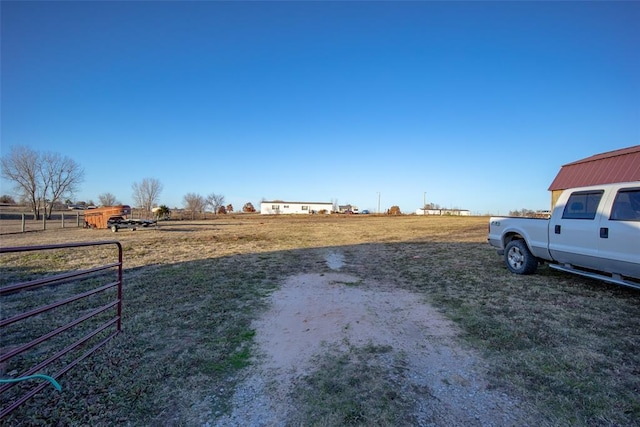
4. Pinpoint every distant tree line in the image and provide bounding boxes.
[508,208,548,218]
[1,145,263,220]
[182,193,229,218]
